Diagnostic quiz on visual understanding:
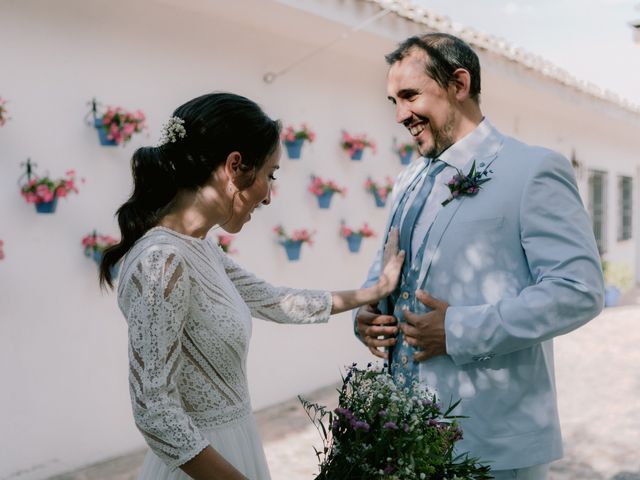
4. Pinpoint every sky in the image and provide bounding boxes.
[412,0,640,105]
